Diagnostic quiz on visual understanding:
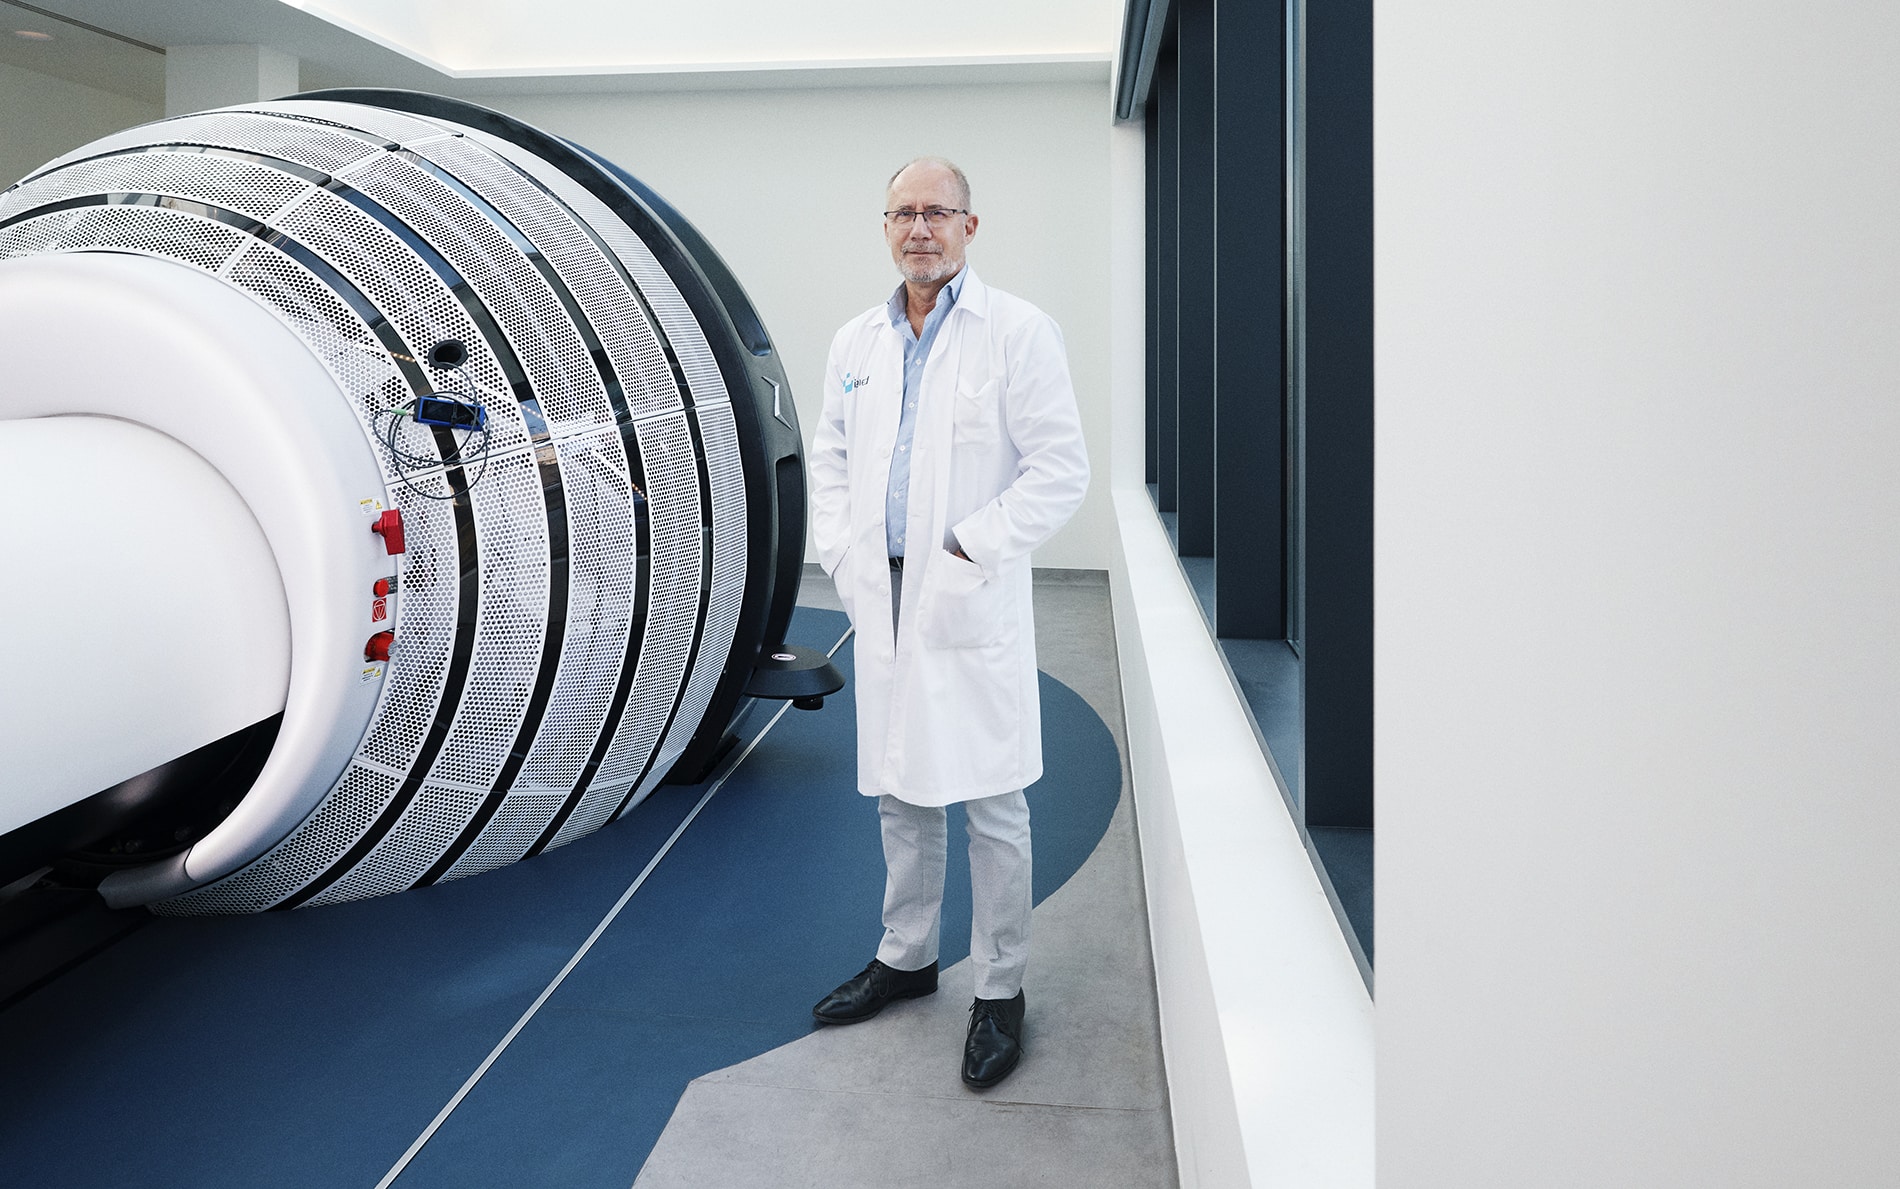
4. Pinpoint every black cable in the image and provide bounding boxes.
[371,361,493,501]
